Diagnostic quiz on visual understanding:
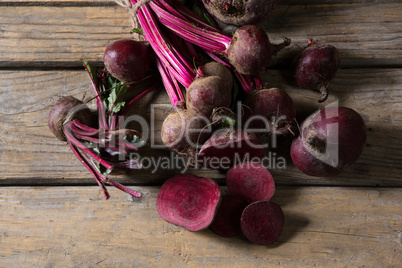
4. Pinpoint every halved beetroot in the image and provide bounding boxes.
[226,161,275,203]
[197,130,265,170]
[156,174,221,232]
[240,201,284,245]
[209,195,249,237]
